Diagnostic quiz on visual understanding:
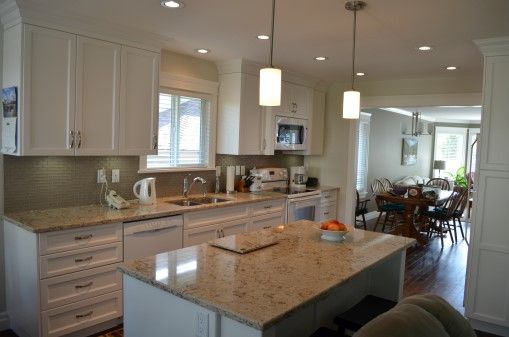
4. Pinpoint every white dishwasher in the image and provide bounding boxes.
[123,215,183,261]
